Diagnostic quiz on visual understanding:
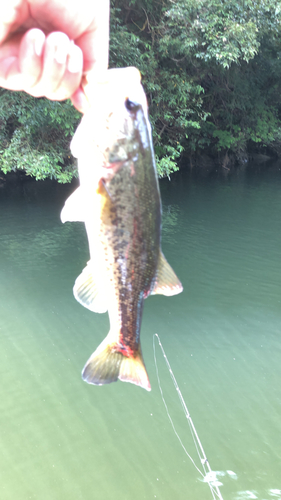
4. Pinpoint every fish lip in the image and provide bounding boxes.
[102,160,125,169]
[100,160,126,181]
